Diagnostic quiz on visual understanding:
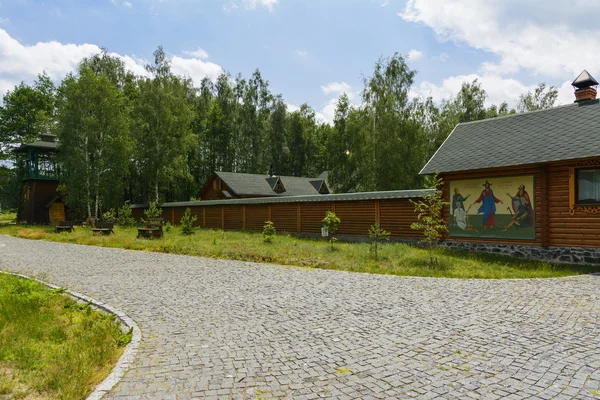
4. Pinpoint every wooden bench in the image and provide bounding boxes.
[55,220,76,233]
[137,218,164,239]
[92,221,115,236]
